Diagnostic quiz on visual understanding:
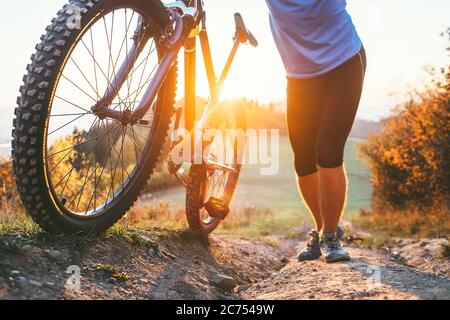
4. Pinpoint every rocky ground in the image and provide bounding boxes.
[0,226,448,300]
[240,240,449,300]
